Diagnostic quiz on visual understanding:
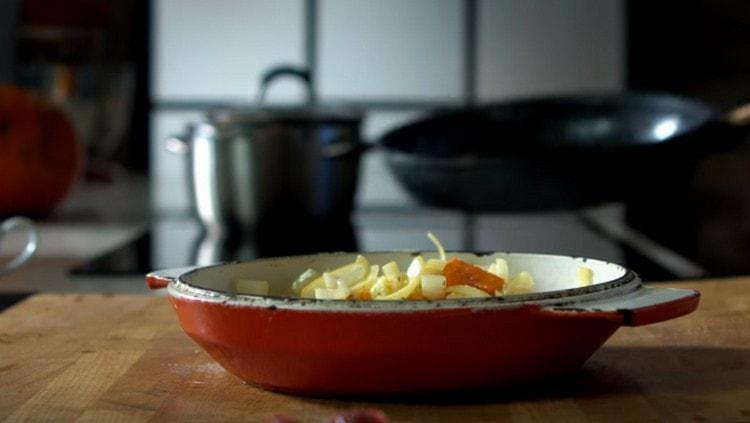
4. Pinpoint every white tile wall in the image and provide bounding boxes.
[477,0,624,101]
[317,0,465,101]
[152,0,626,211]
[153,0,305,102]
